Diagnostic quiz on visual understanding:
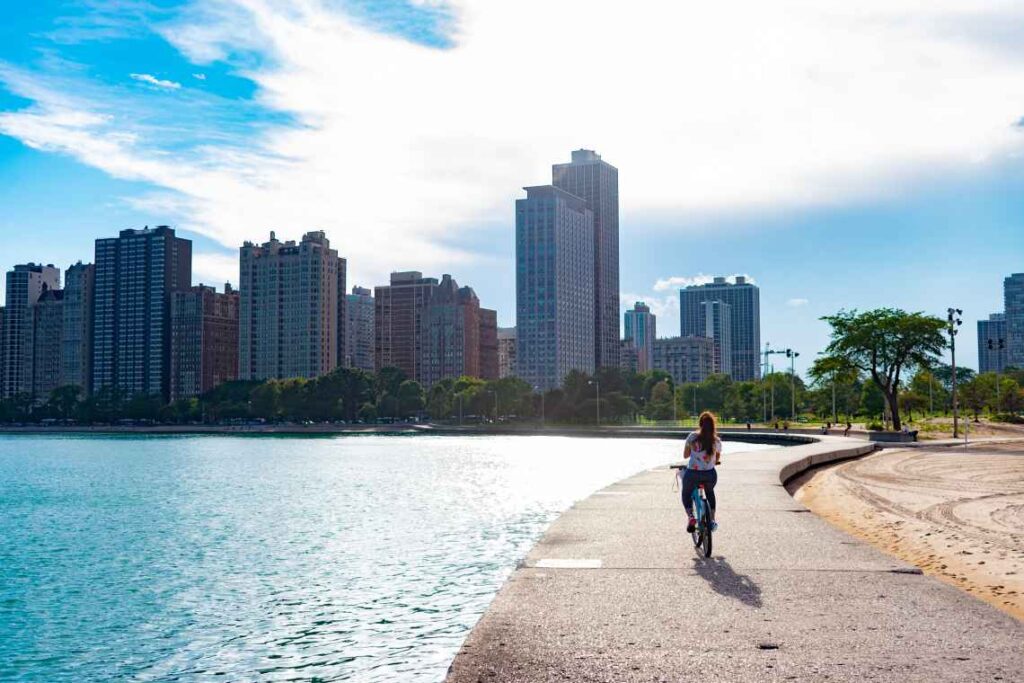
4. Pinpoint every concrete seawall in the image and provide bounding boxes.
[445,436,1024,682]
